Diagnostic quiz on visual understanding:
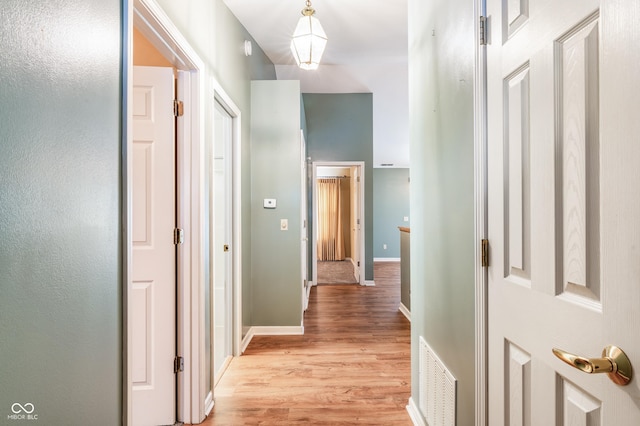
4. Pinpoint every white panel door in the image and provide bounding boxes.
[301,131,309,311]
[212,100,232,384]
[487,0,640,424]
[132,66,176,426]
